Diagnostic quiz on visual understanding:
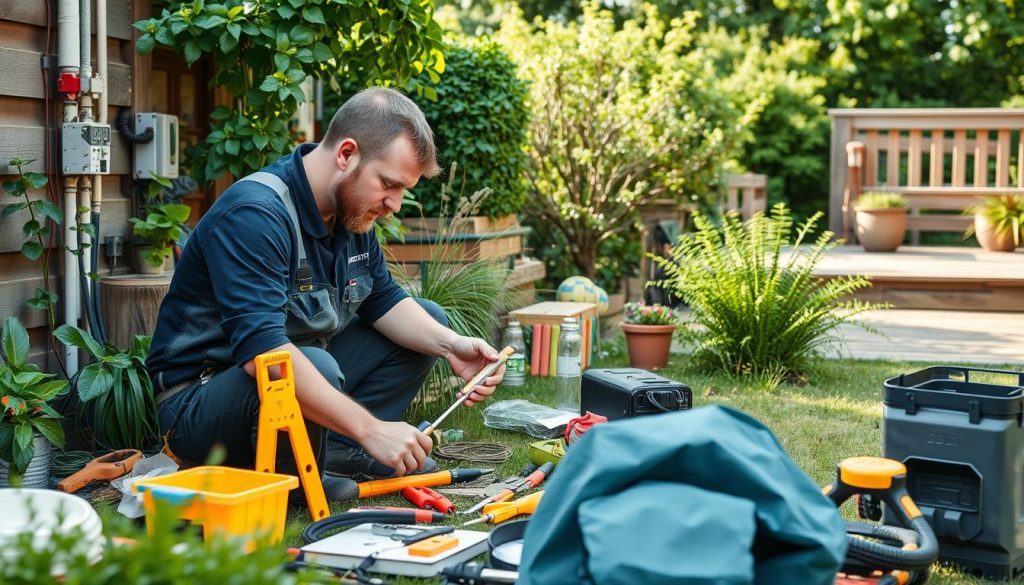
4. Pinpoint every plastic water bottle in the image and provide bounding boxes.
[501,321,526,387]
[555,317,583,412]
